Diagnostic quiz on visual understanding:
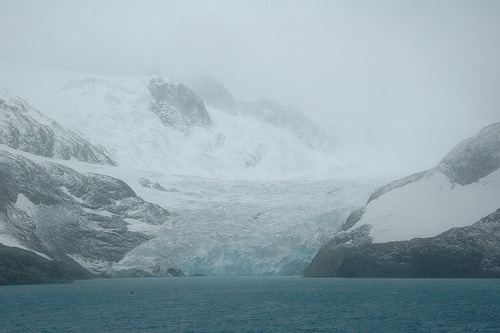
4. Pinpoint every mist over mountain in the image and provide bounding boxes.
[0,1,498,284]
[0,54,498,284]
[191,77,237,115]
[0,62,344,179]
[235,97,335,152]
[1,6,499,333]
[191,77,335,152]
[2,1,498,178]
